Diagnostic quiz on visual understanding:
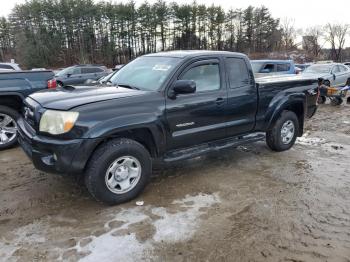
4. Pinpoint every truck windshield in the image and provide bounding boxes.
[109,56,181,91]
